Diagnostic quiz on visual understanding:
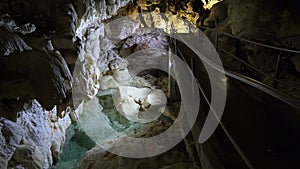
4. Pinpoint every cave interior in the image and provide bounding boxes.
[0,0,300,169]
